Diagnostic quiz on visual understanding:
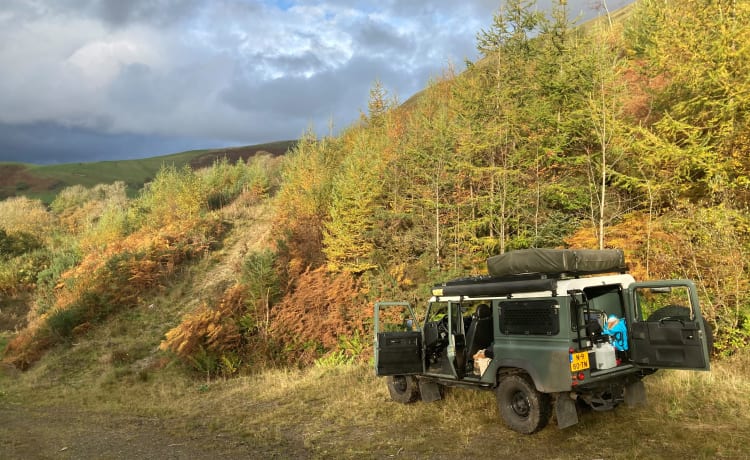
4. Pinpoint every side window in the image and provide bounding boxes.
[423,301,450,349]
[427,301,449,323]
[499,299,560,336]
[376,304,417,332]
